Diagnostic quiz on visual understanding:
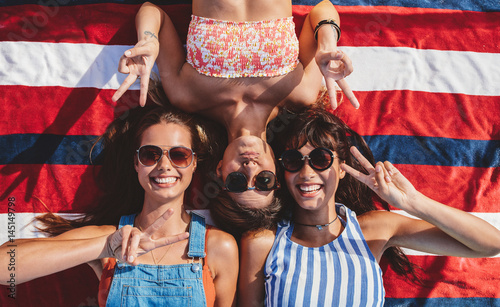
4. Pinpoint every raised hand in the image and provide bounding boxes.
[112,35,160,107]
[340,146,418,209]
[106,208,189,265]
[316,50,359,110]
